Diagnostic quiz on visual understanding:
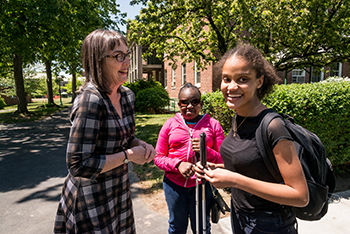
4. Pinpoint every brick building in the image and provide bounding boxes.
[128,42,164,85]
[163,60,220,99]
[163,59,350,99]
[278,62,350,84]
[128,42,350,99]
